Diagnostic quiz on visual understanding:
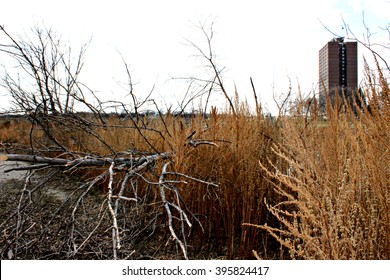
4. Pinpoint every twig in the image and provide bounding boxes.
[14,171,34,258]
[70,171,108,255]
[72,210,108,256]
[164,171,218,187]
[111,195,138,202]
[186,139,219,148]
